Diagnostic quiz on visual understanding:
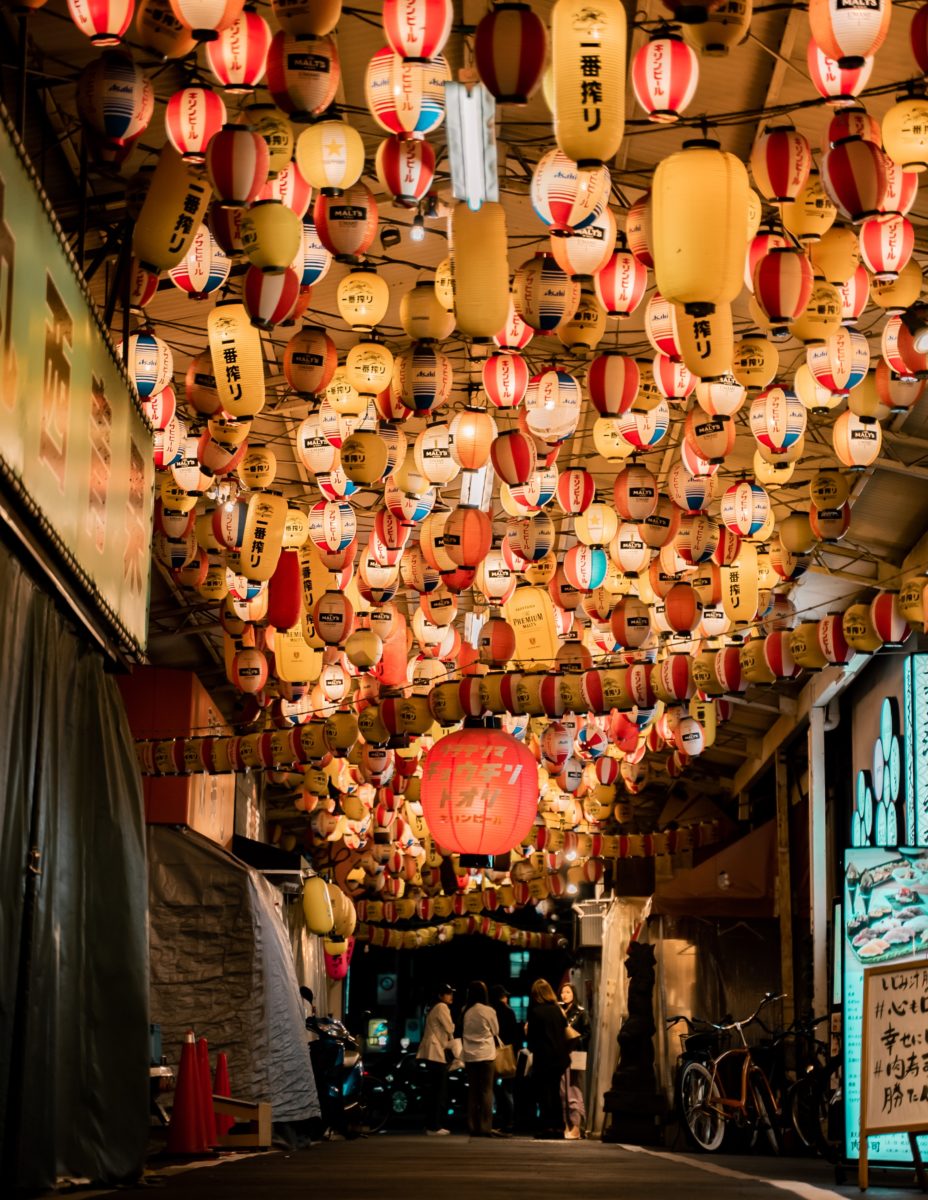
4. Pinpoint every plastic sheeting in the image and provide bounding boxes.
[588,897,649,1133]
[0,539,149,1190]
[148,826,319,1123]
[287,903,330,1015]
